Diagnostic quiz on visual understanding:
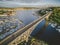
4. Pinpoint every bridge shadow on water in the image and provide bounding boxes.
[31,20,60,45]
